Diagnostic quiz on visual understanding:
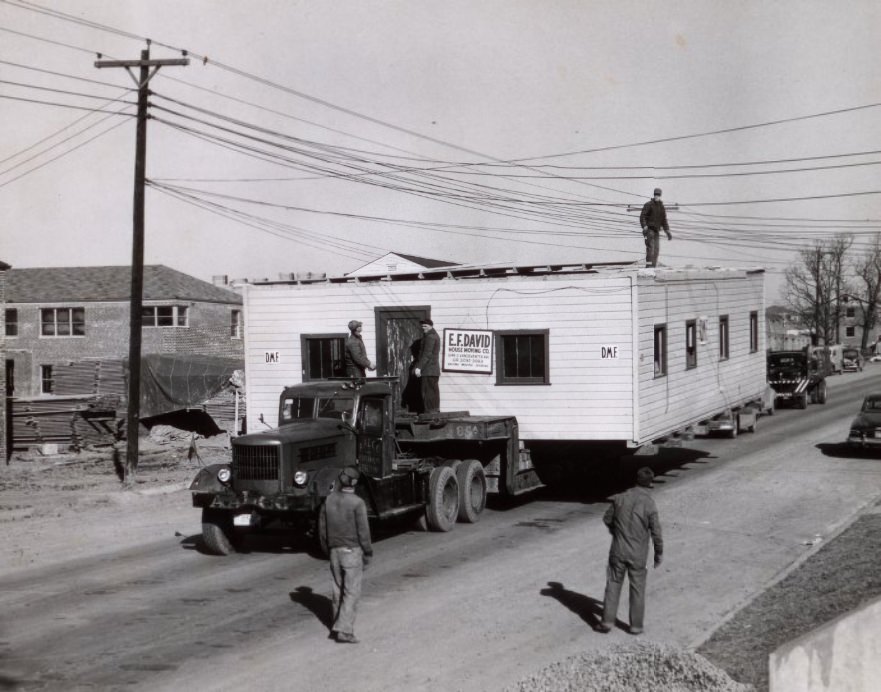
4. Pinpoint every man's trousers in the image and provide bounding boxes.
[601,555,648,631]
[329,546,363,636]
